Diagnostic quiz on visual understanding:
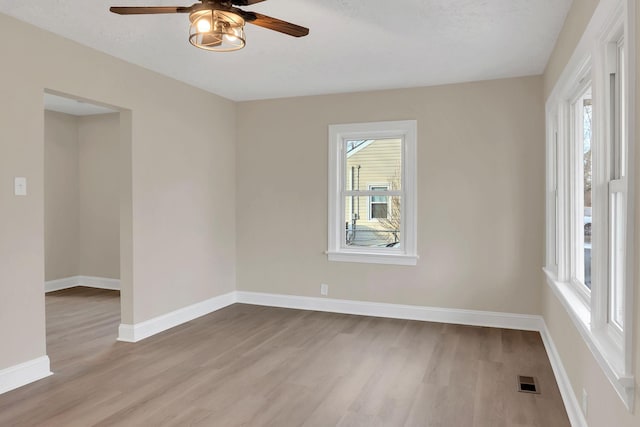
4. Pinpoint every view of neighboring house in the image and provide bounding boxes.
[345,138,401,247]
